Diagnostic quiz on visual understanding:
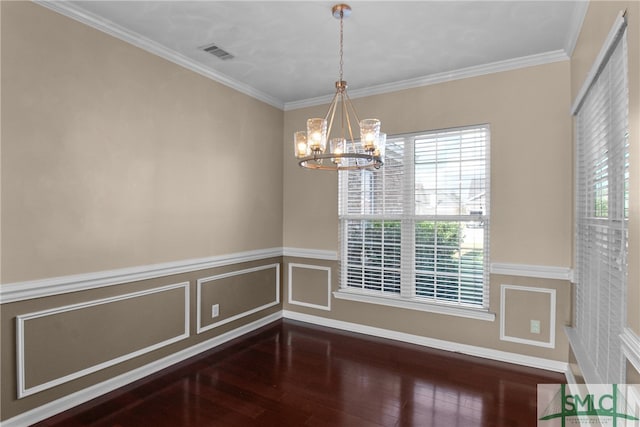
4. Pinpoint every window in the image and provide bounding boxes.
[571,18,628,384]
[338,125,490,314]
